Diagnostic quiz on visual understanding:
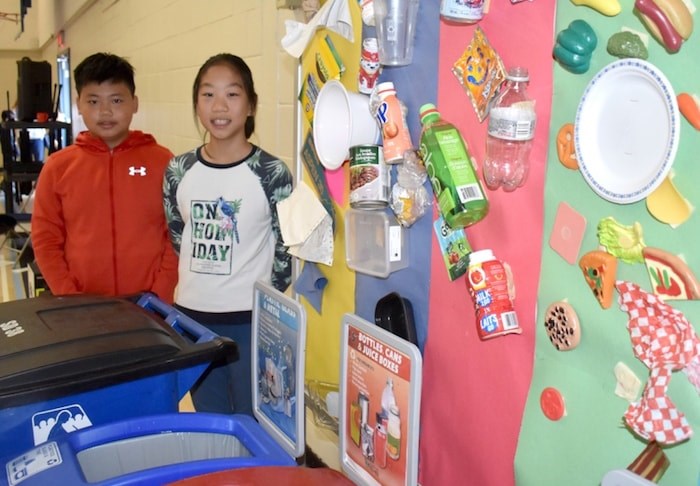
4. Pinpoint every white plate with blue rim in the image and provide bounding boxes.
[574,59,679,204]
